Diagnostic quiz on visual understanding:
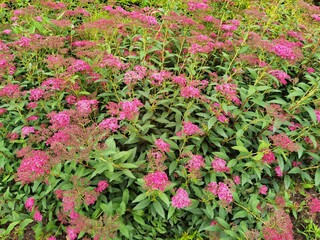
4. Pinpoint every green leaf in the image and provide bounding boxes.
[158,192,170,207]
[315,168,320,186]
[167,206,175,220]
[232,210,247,220]
[284,175,291,189]
[232,146,249,153]
[132,193,147,203]
[153,201,165,219]
[208,117,216,130]
[133,214,146,225]
[122,169,136,179]
[133,199,151,210]
[216,217,230,230]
